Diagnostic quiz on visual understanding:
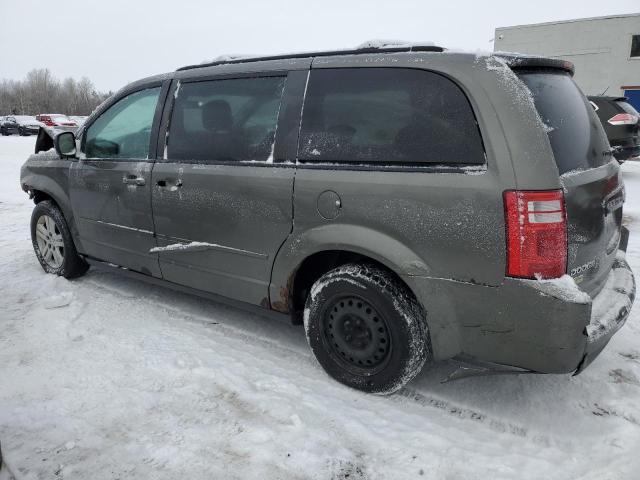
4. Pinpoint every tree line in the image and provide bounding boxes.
[0,68,112,116]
